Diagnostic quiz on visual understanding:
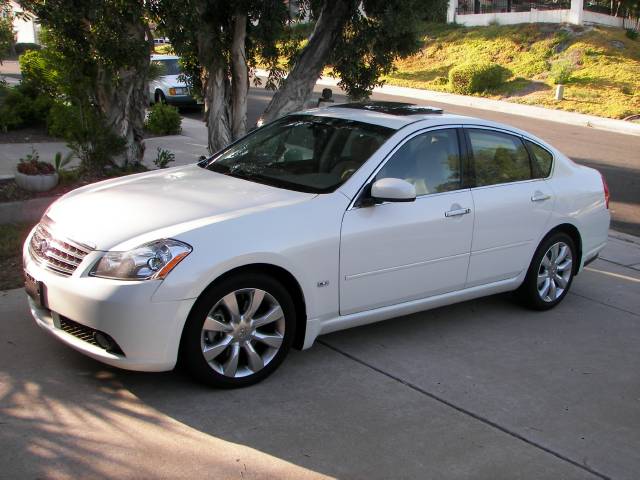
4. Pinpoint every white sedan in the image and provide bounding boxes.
[148,54,197,106]
[23,102,610,387]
